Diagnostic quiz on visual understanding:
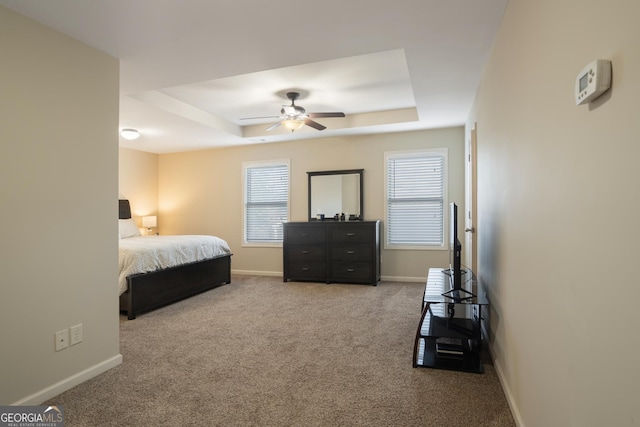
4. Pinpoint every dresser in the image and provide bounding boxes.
[283,221,381,285]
